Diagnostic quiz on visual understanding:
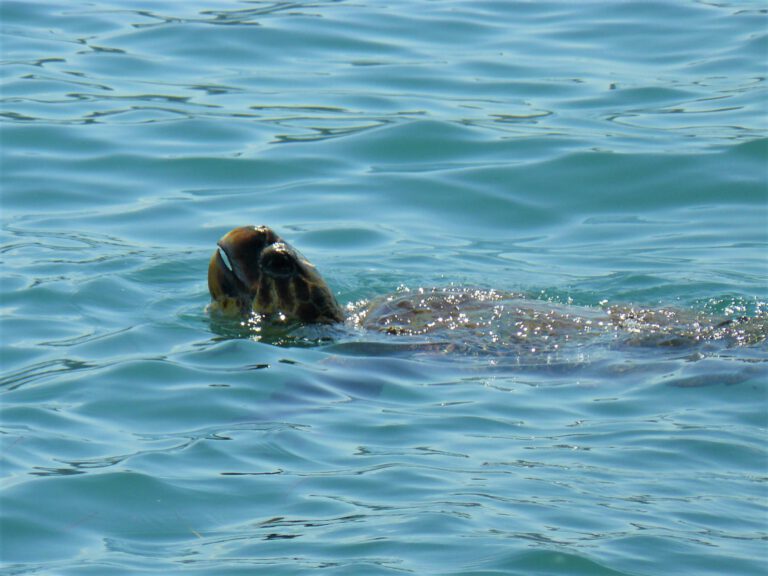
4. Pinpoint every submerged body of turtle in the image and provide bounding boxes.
[208,226,767,358]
